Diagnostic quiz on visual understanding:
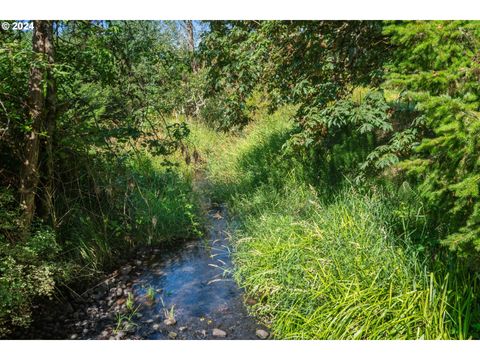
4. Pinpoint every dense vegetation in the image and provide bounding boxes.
[1,20,479,339]
[0,21,202,336]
